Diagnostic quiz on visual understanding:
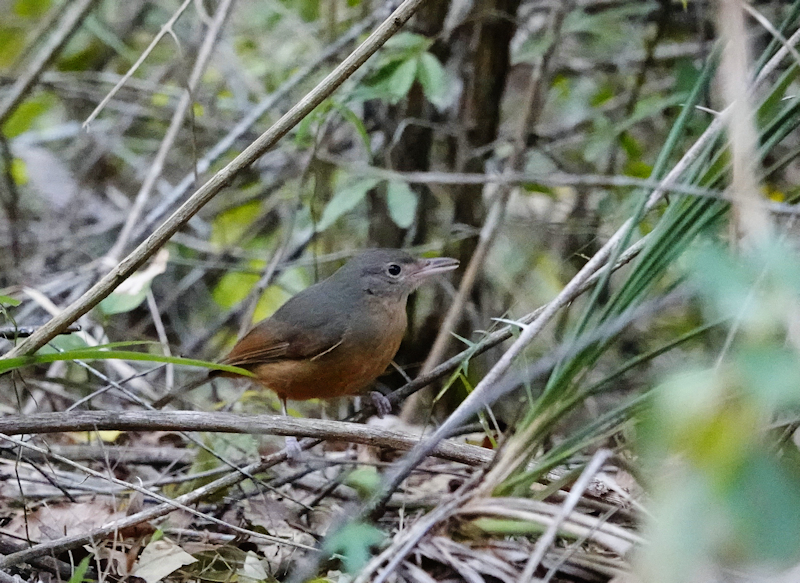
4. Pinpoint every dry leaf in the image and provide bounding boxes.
[131,539,197,583]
